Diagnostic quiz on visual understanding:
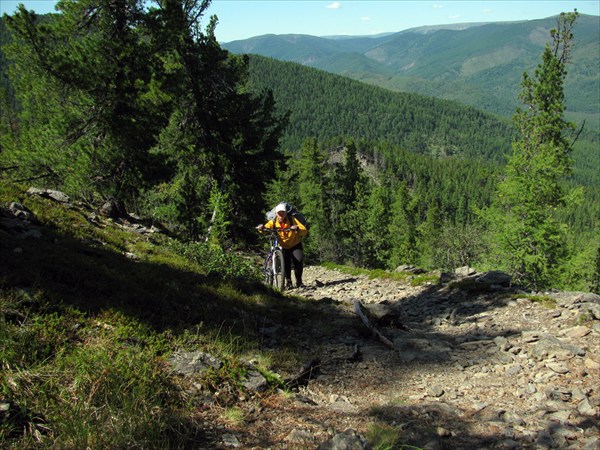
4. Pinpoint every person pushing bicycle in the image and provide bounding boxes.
[257,202,308,288]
